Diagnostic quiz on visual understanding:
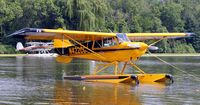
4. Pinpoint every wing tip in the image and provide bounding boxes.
[186,33,196,37]
[7,28,43,38]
